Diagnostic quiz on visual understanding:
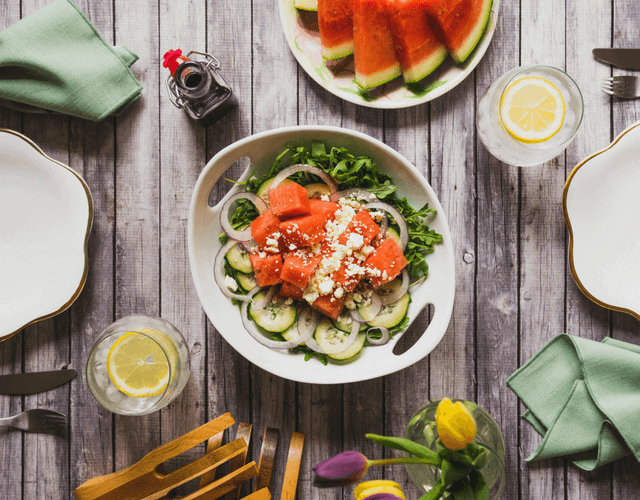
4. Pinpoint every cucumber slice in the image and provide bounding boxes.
[256,177,293,203]
[250,291,297,333]
[226,244,252,273]
[236,273,257,292]
[332,313,368,333]
[281,321,299,341]
[315,318,365,360]
[366,293,410,329]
